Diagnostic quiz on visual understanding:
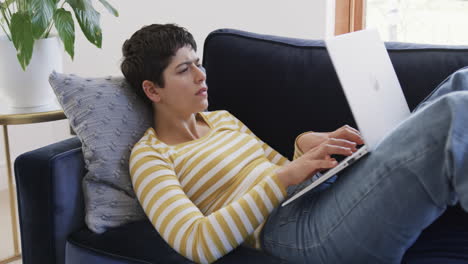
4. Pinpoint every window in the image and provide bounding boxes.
[367,0,468,45]
[336,0,468,45]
